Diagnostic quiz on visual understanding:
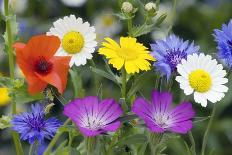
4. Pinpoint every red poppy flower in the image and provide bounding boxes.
[14,35,71,95]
